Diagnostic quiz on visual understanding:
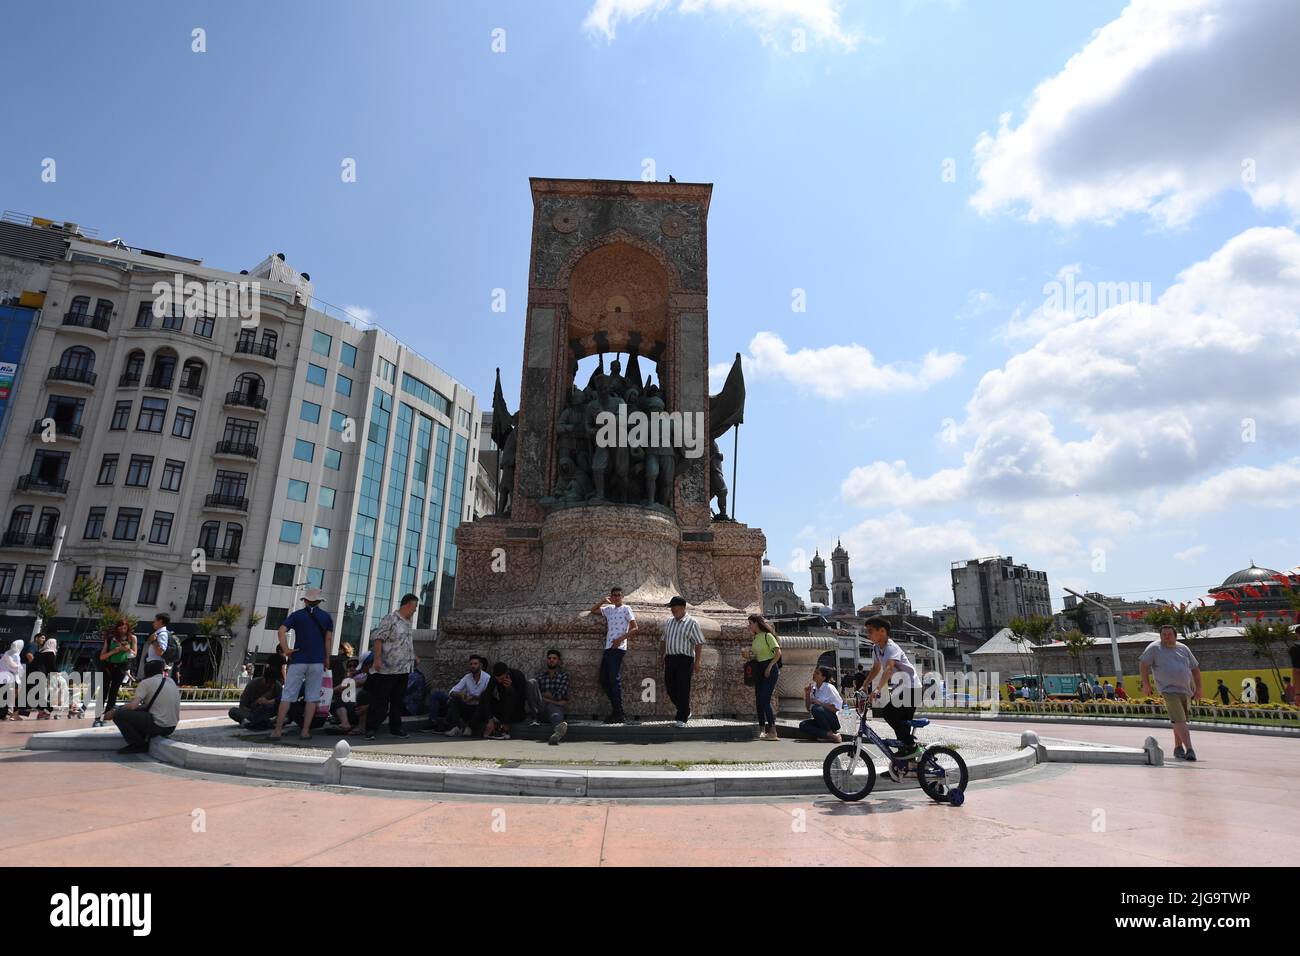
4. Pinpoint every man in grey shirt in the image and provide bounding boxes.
[1139,625,1202,762]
